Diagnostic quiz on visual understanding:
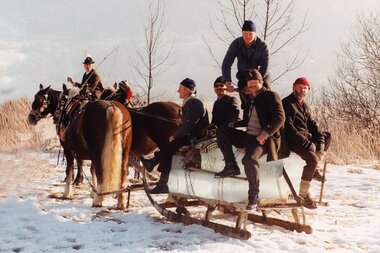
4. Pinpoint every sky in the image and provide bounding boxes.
[0,0,379,103]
